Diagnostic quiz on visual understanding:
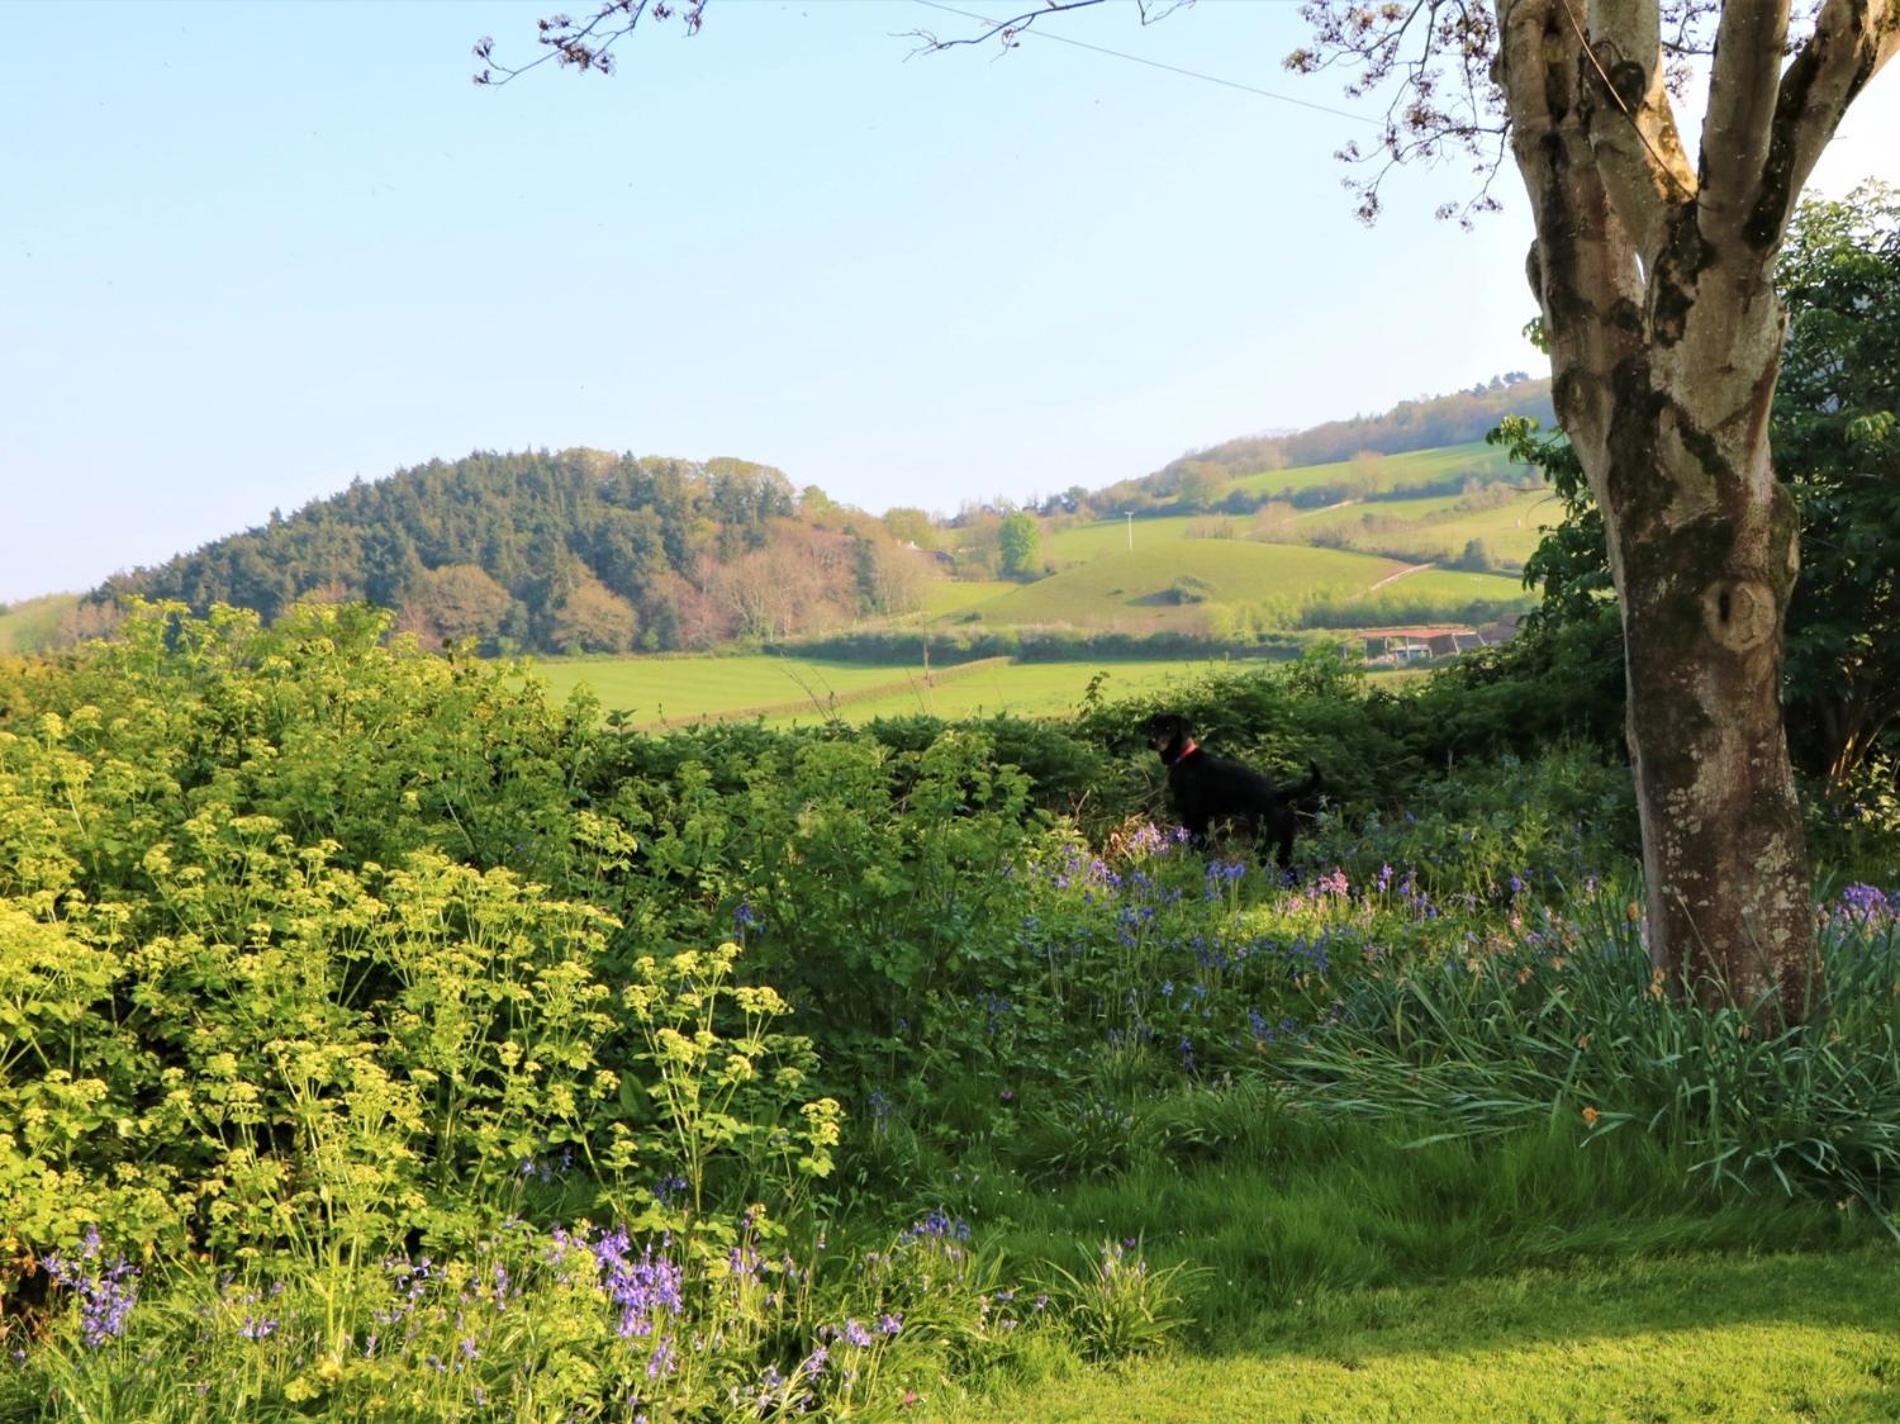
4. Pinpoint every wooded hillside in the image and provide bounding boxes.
[93,450,936,654]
